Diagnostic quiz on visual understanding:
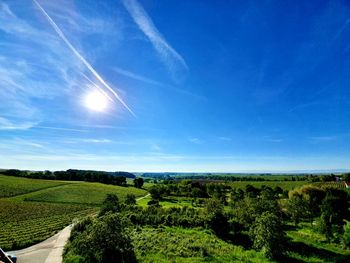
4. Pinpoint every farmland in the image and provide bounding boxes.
[0,174,147,250]
[1,172,349,262]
